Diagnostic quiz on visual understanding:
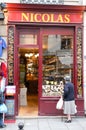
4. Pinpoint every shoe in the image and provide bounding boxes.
[65,120,71,123]
[0,124,6,128]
